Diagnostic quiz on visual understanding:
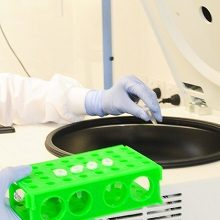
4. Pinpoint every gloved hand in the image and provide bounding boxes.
[85,75,162,122]
[0,166,32,220]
